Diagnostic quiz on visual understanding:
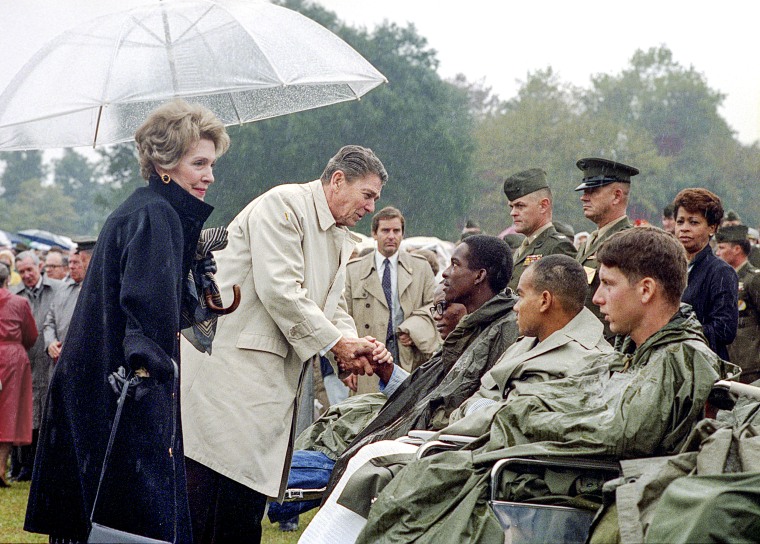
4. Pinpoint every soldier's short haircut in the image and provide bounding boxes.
[597,227,687,304]
[731,239,752,256]
[461,234,512,293]
[321,145,388,185]
[529,254,587,314]
[372,206,405,233]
